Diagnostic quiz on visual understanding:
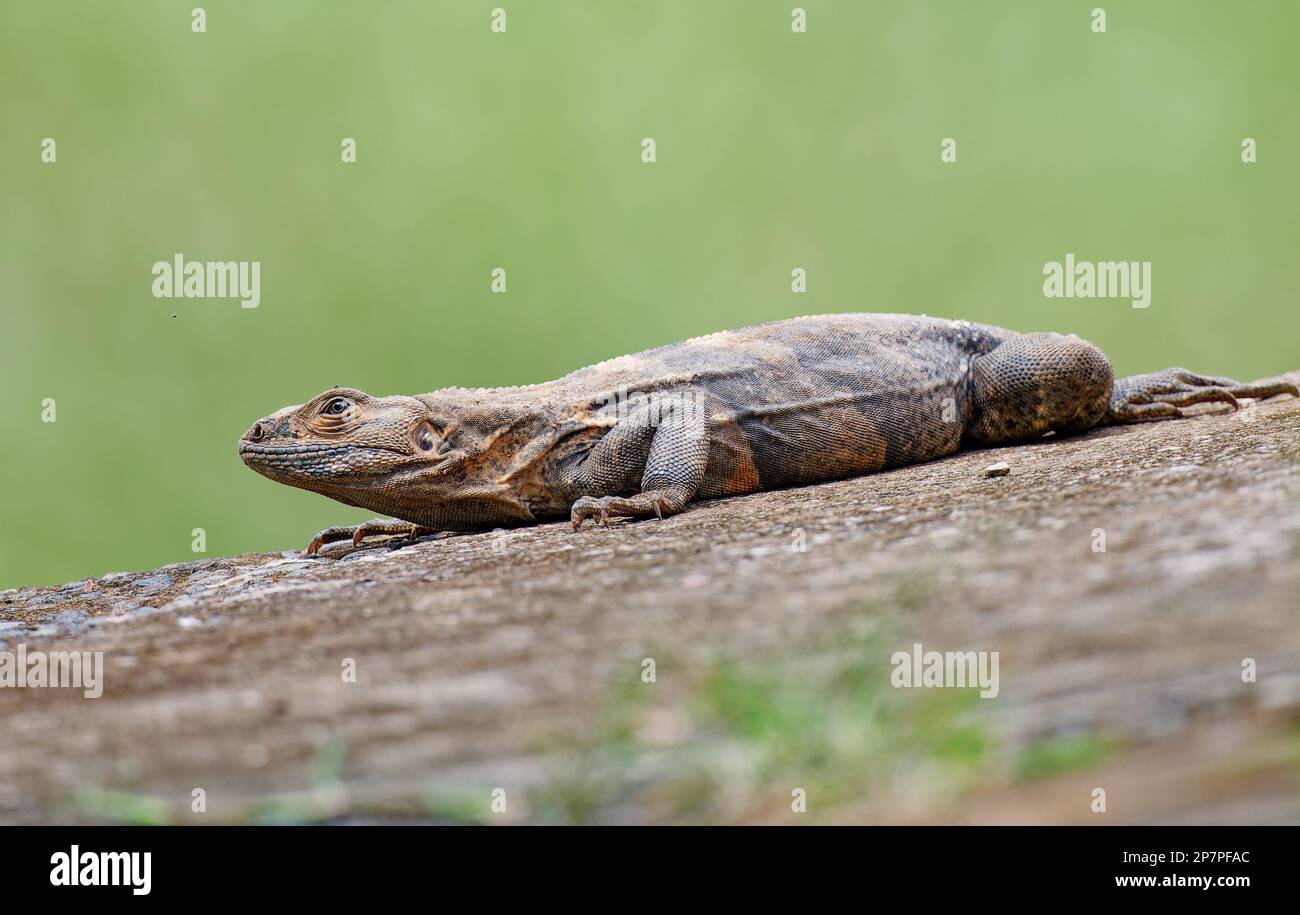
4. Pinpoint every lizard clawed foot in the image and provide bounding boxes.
[570,492,677,530]
[571,496,616,530]
[306,519,435,556]
[1108,369,1300,423]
